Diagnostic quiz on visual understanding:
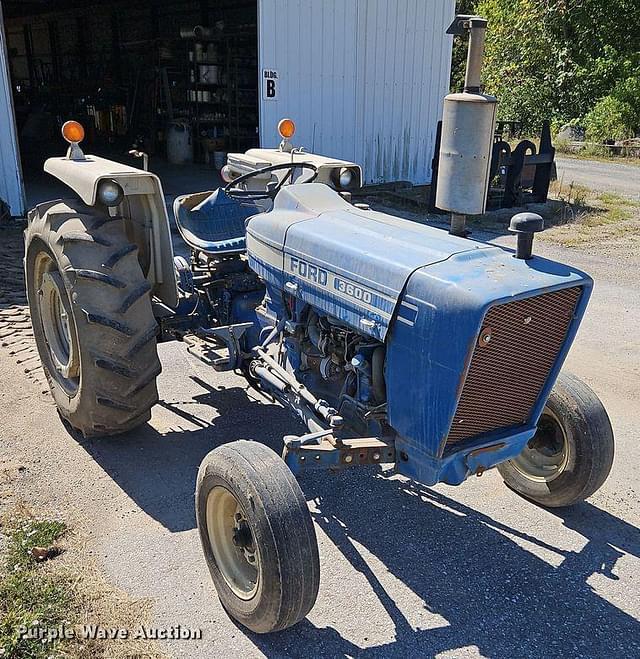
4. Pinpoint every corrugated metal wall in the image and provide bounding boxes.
[0,5,25,217]
[258,0,455,184]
